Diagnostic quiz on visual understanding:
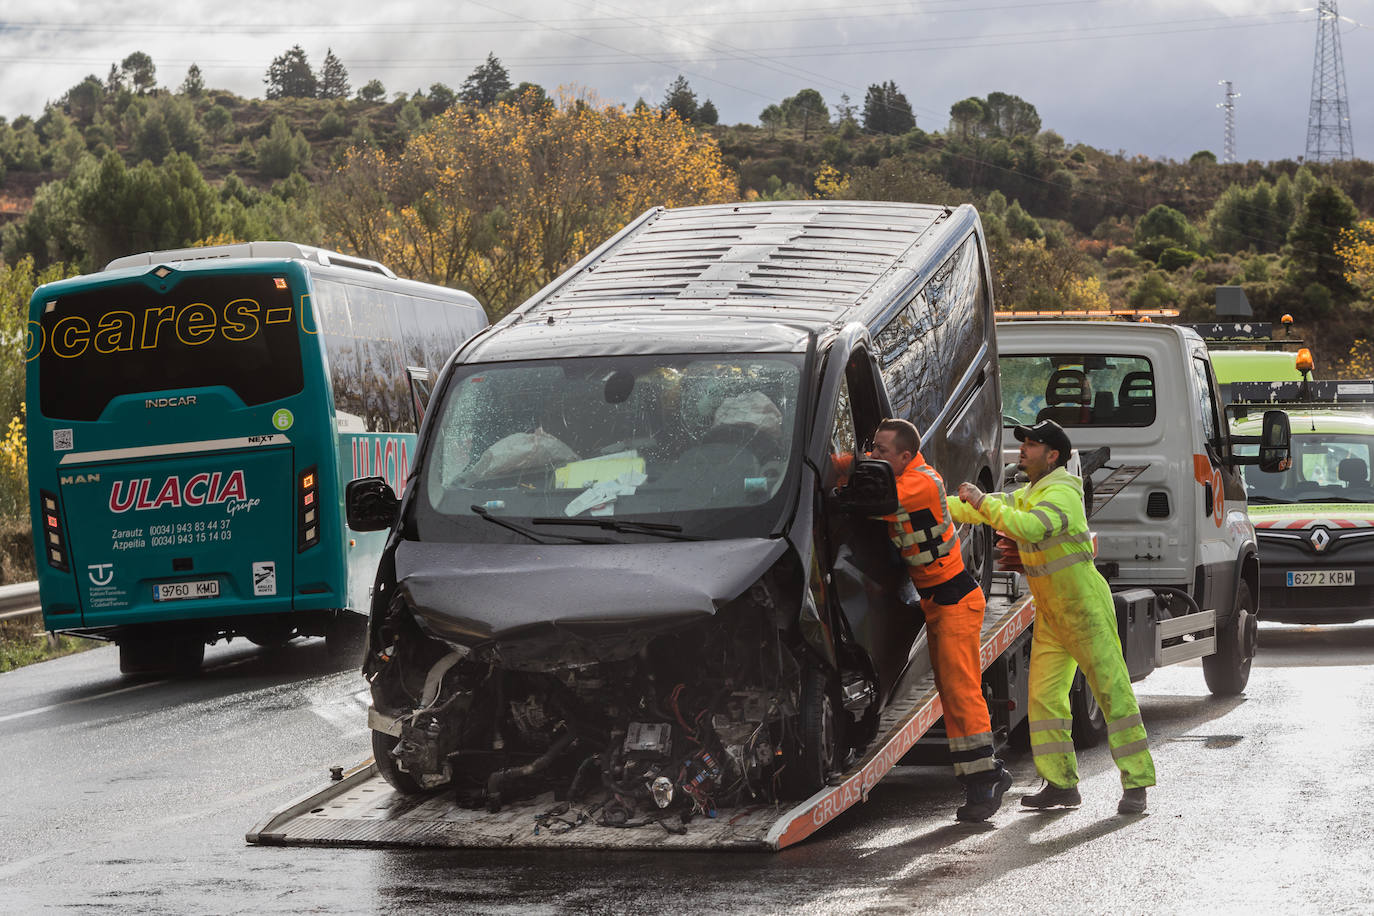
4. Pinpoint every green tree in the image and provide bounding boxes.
[697,99,719,126]
[318,109,348,138]
[983,91,1040,137]
[203,104,233,142]
[949,97,985,140]
[661,75,698,123]
[63,76,105,125]
[1287,184,1360,302]
[459,53,511,107]
[1128,271,1178,310]
[180,64,205,98]
[862,81,915,135]
[759,104,784,137]
[265,45,317,100]
[319,49,350,100]
[782,88,827,140]
[428,82,456,111]
[1134,204,1201,262]
[357,79,386,103]
[132,110,171,164]
[396,100,423,135]
[255,116,311,179]
[121,52,156,95]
